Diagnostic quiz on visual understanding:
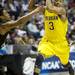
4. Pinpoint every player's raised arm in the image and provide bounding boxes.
[46,0,66,15]
[0,7,42,35]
